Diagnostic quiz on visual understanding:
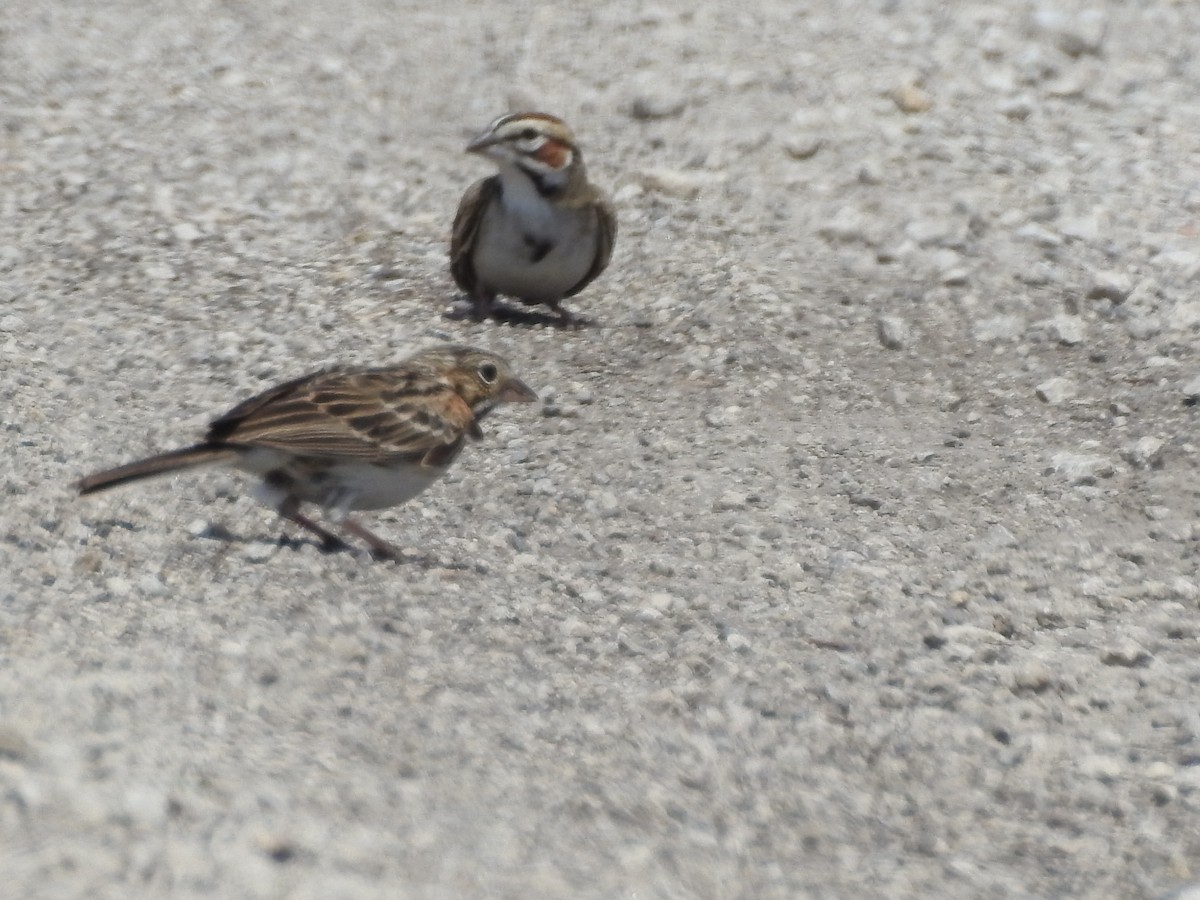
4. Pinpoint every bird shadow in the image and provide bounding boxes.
[81,516,480,571]
[443,301,589,330]
[195,521,472,568]
[194,521,349,557]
